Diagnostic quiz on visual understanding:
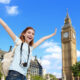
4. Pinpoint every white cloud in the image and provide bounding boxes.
[6,6,19,15]
[39,40,80,78]
[40,40,62,59]
[77,50,80,58]
[53,72,62,78]
[40,40,62,78]
[39,41,59,48]
[44,53,61,59]
[46,46,61,53]
[0,0,11,4]
[41,59,51,69]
